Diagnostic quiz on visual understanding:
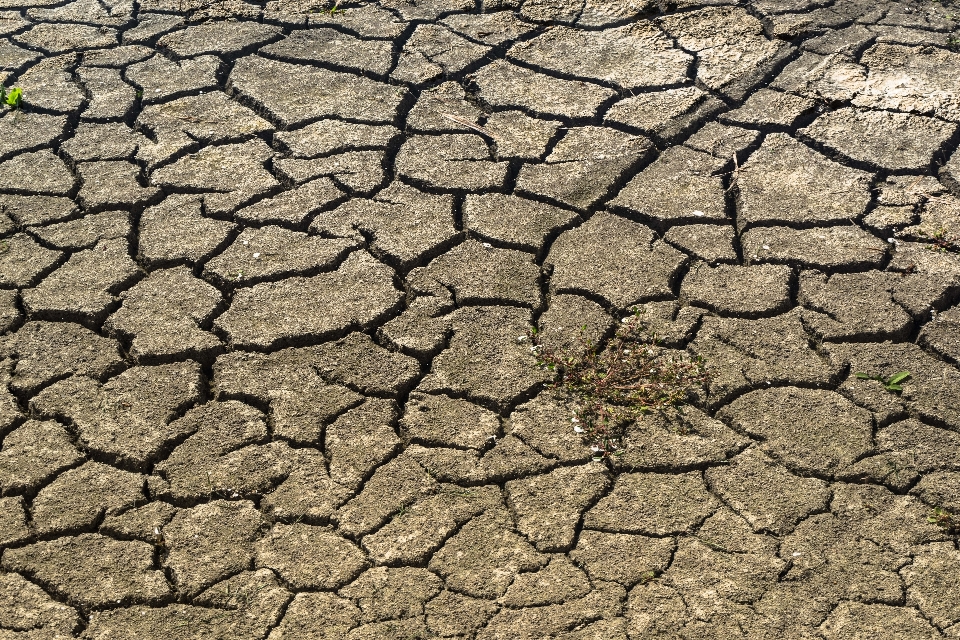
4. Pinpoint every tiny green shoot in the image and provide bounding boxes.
[855,370,911,393]
[928,507,956,531]
[638,570,658,584]
[928,227,960,254]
